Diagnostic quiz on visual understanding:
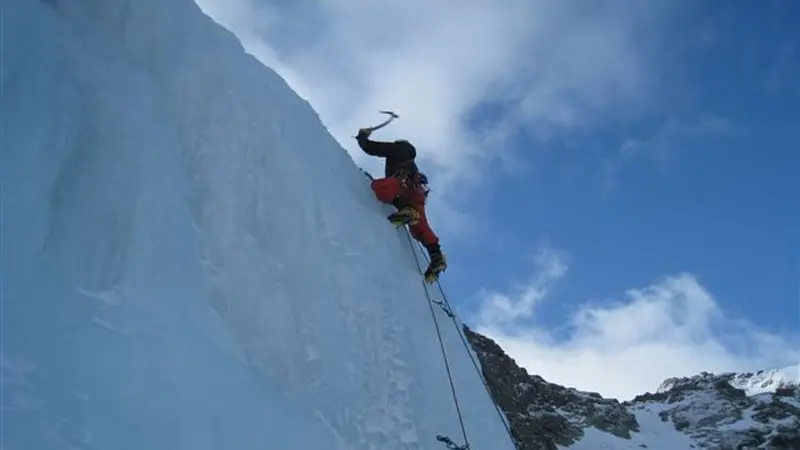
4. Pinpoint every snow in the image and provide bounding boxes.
[1,1,512,449]
[729,364,800,396]
[779,396,800,408]
[566,404,696,450]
